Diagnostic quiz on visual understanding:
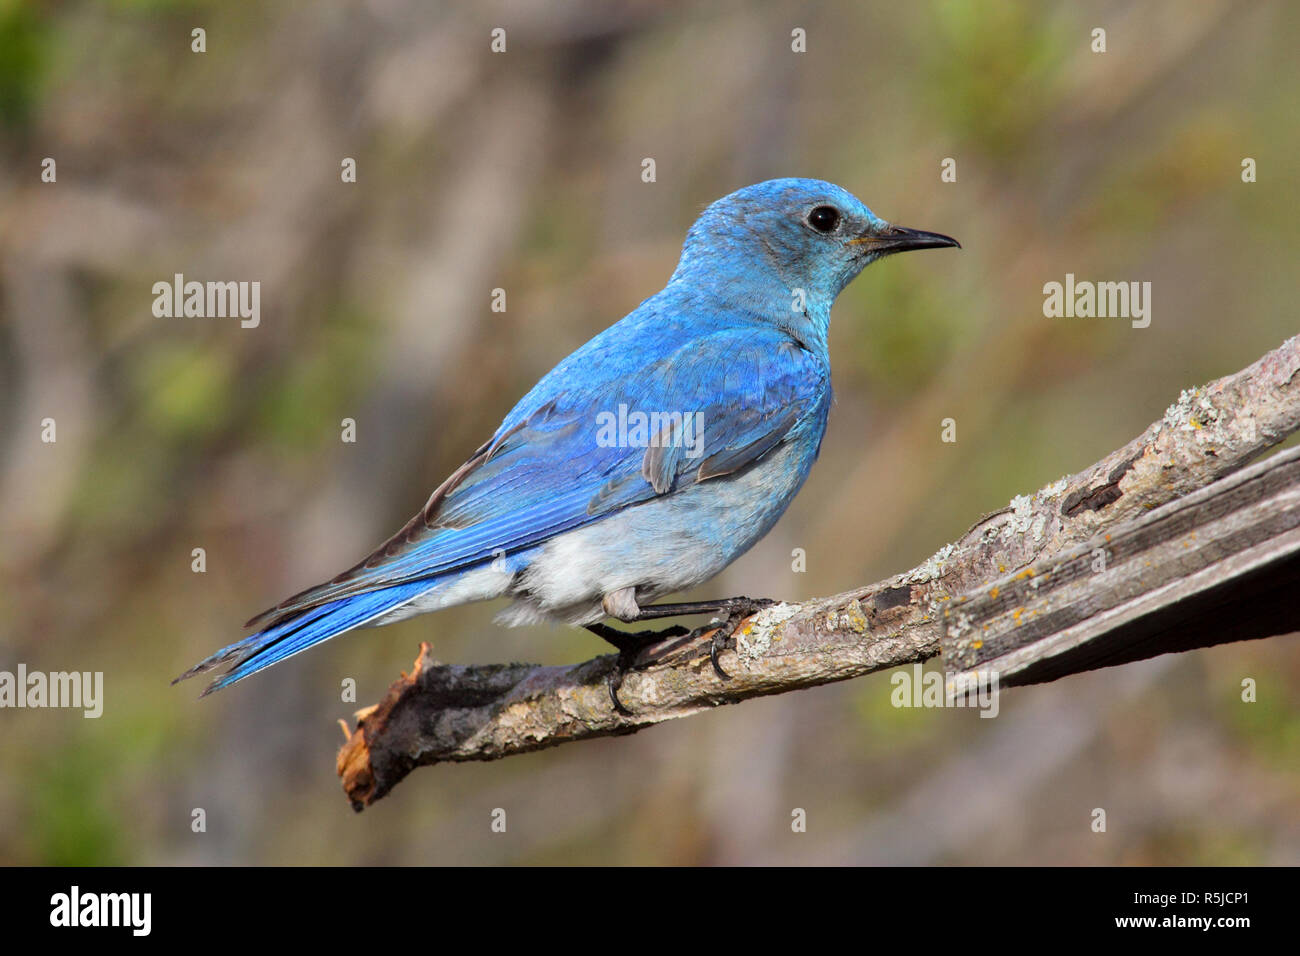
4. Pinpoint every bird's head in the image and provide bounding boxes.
[670,178,958,345]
